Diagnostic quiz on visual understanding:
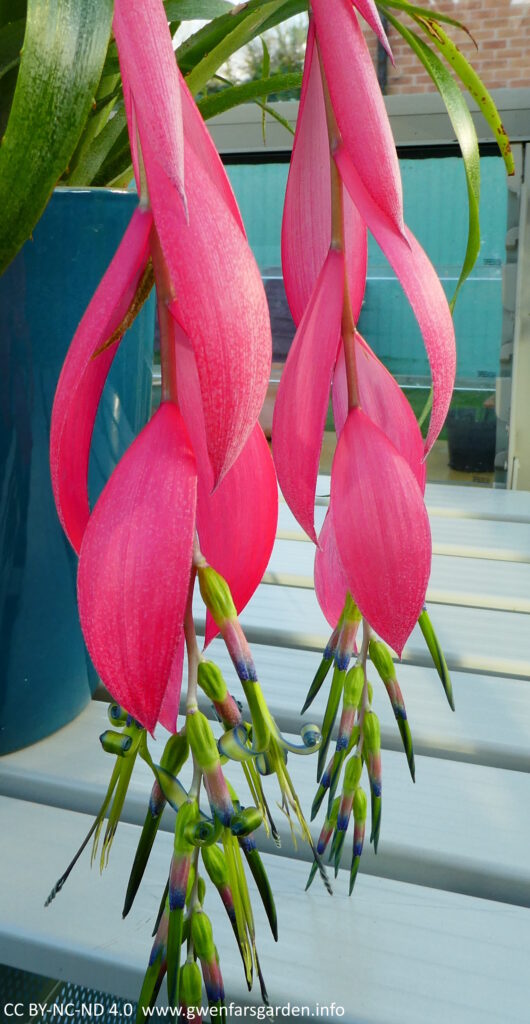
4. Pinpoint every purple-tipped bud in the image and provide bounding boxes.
[203,761,235,826]
[169,852,192,912]
[202,954,225,1004]
[336,706,356,750]
[149,778,166,819]
[149,902,169,966]
[337,792,354,833]
[221,619,257,682]
[334,600,362,670]
[316,797,340,855]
